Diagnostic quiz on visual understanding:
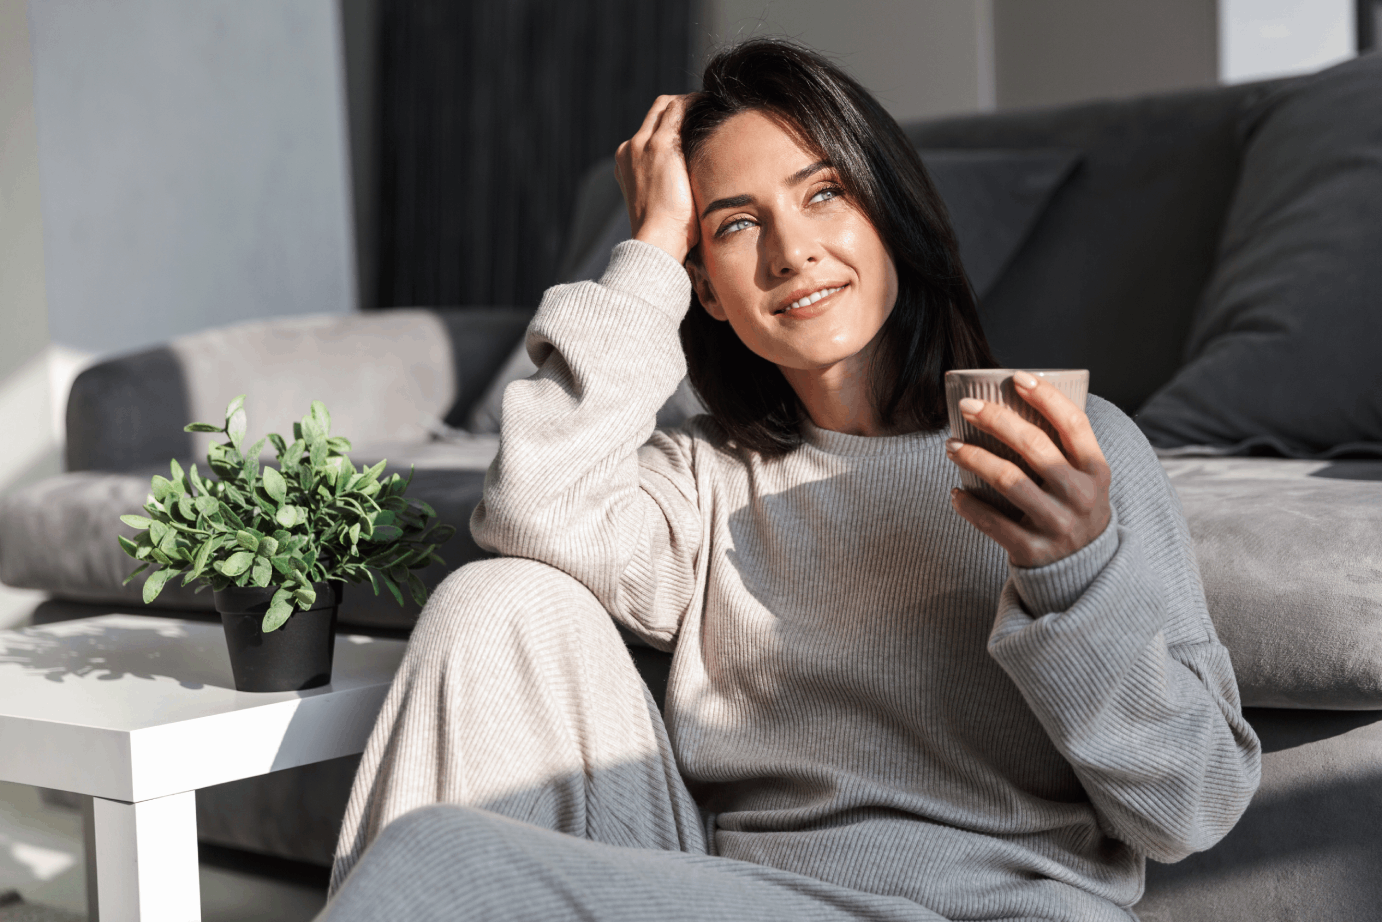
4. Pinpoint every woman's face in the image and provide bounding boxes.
[687,109,898,373]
